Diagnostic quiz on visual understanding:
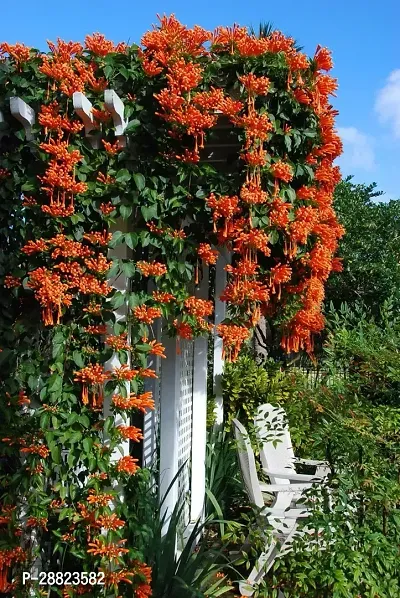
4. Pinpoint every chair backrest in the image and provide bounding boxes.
[231,418,265,508]
[254,403,296,485]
